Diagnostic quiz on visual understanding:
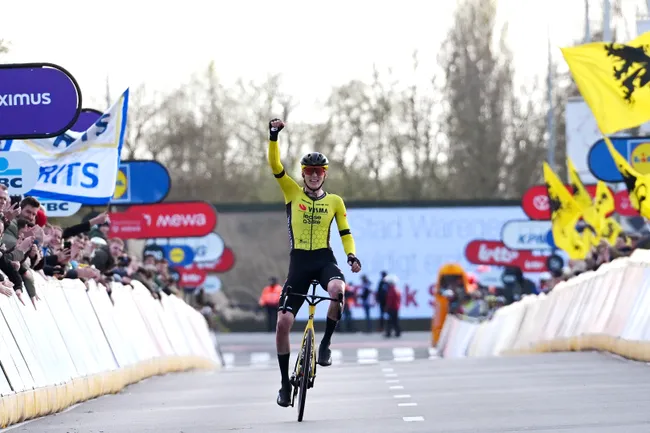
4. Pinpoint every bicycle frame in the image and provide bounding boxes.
[281,280,344,385]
